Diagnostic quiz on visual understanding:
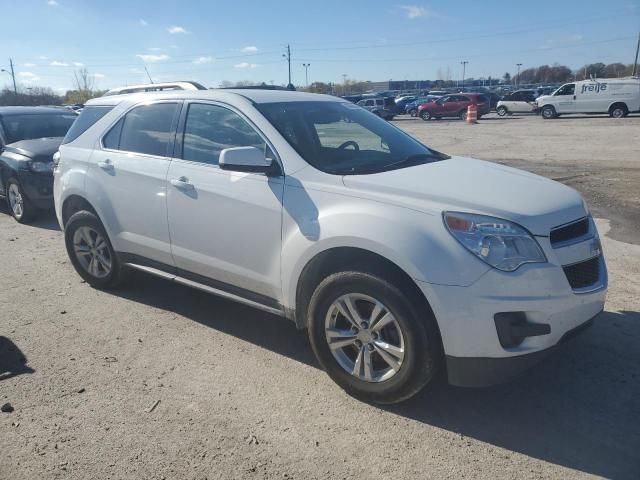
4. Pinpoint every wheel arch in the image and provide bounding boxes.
[293,246,440,337]
[608,101,628,114]
[61,194,99,228]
